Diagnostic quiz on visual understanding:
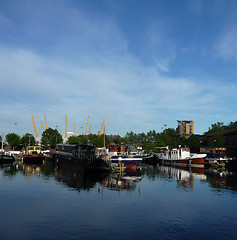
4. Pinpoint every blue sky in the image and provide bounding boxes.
[1,0,237,137]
